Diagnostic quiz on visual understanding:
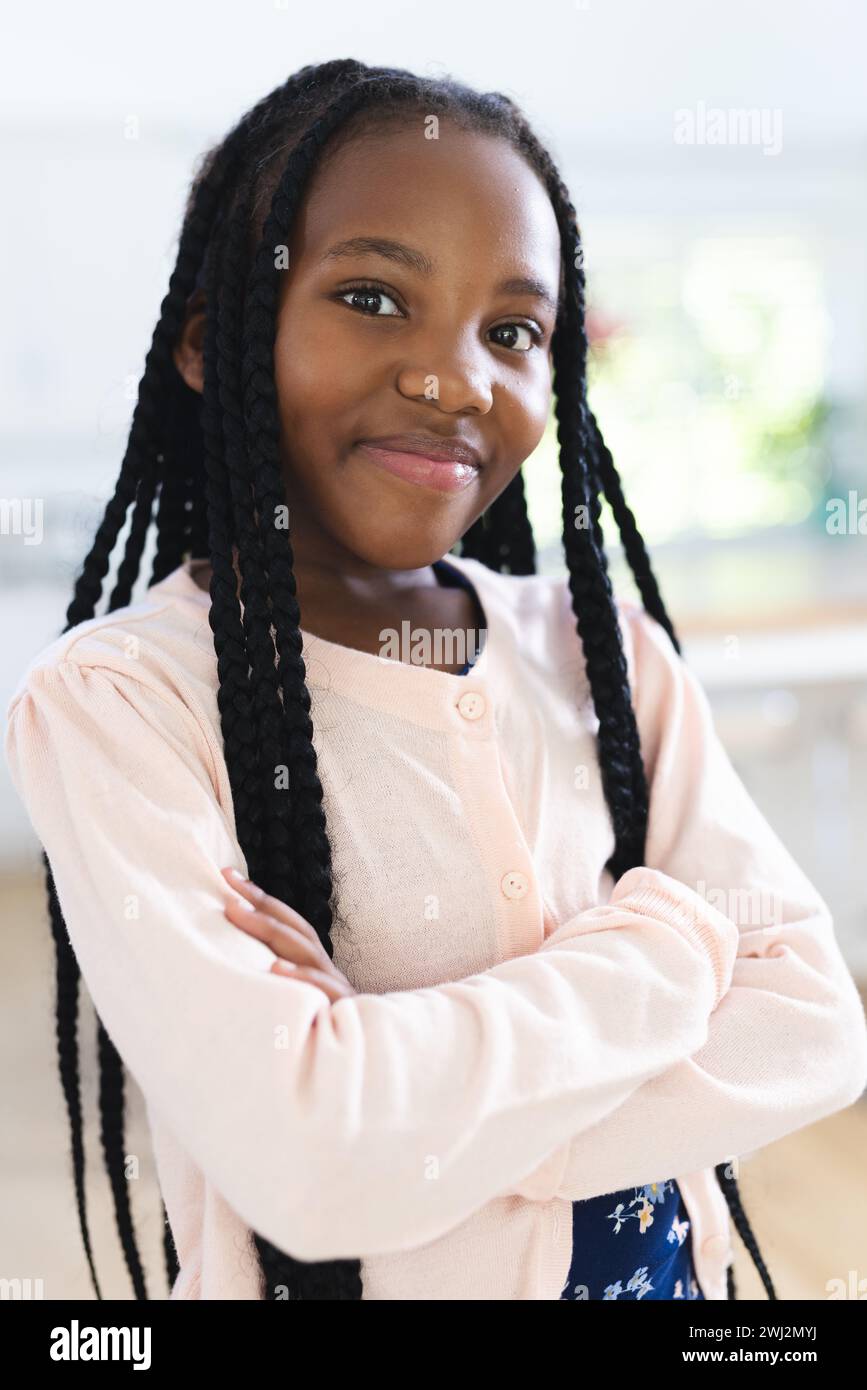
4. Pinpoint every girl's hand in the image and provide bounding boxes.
[220,867,357,1003]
